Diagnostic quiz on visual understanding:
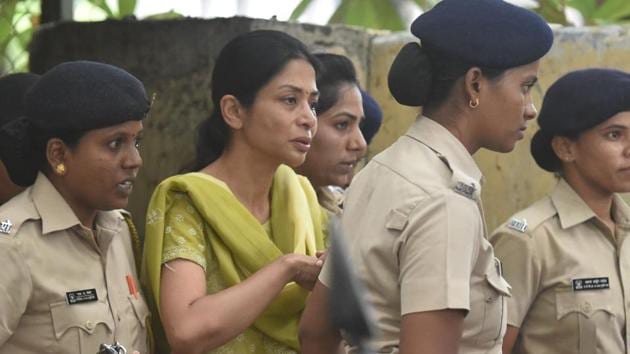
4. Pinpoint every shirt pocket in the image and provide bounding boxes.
[555,290,615,354]
[127,294,150,352]
[49,300,115,354]
[478,258,511,345]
